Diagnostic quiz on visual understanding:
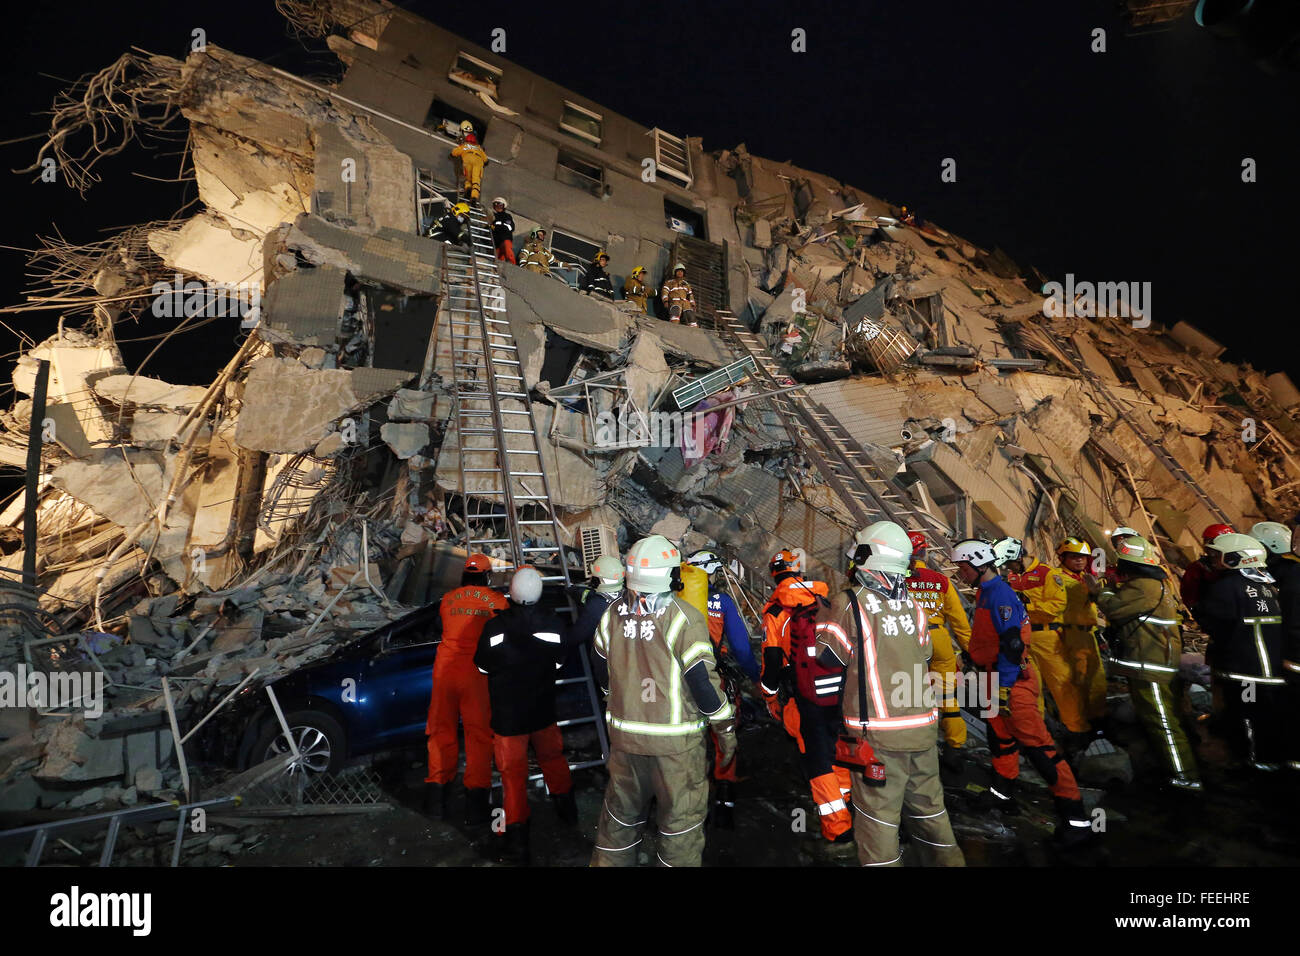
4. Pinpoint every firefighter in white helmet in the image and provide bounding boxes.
[812,522,964,866]
[661,263,698,325]
[1199,532,1287,770]
[591,535,736,866]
